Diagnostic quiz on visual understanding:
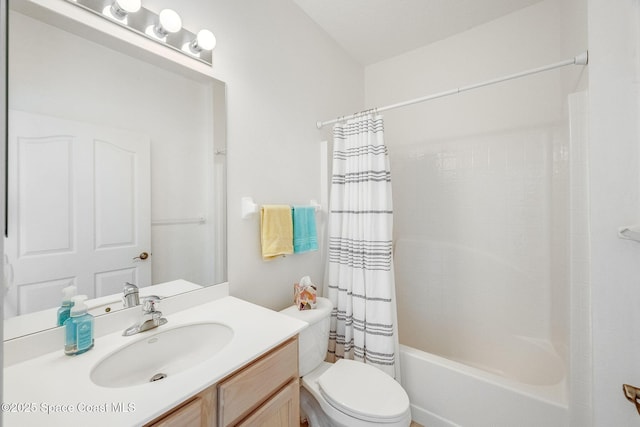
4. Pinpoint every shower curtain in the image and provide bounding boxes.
[325,113,398,379]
